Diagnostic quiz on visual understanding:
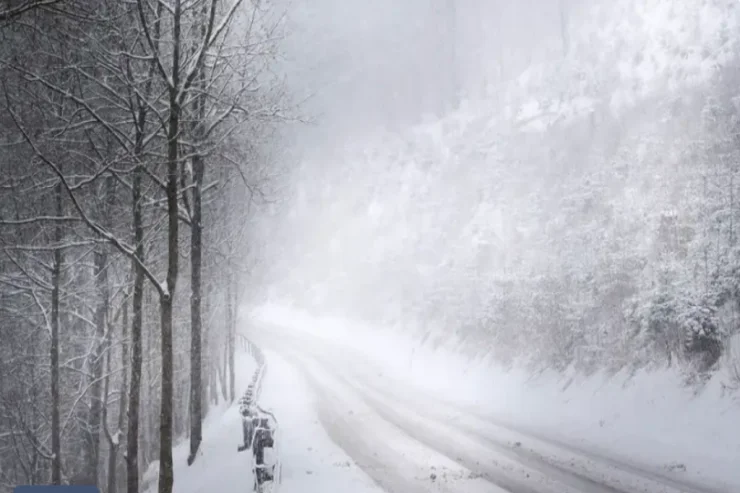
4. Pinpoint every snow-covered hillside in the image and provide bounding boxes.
[251,0,740,378]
